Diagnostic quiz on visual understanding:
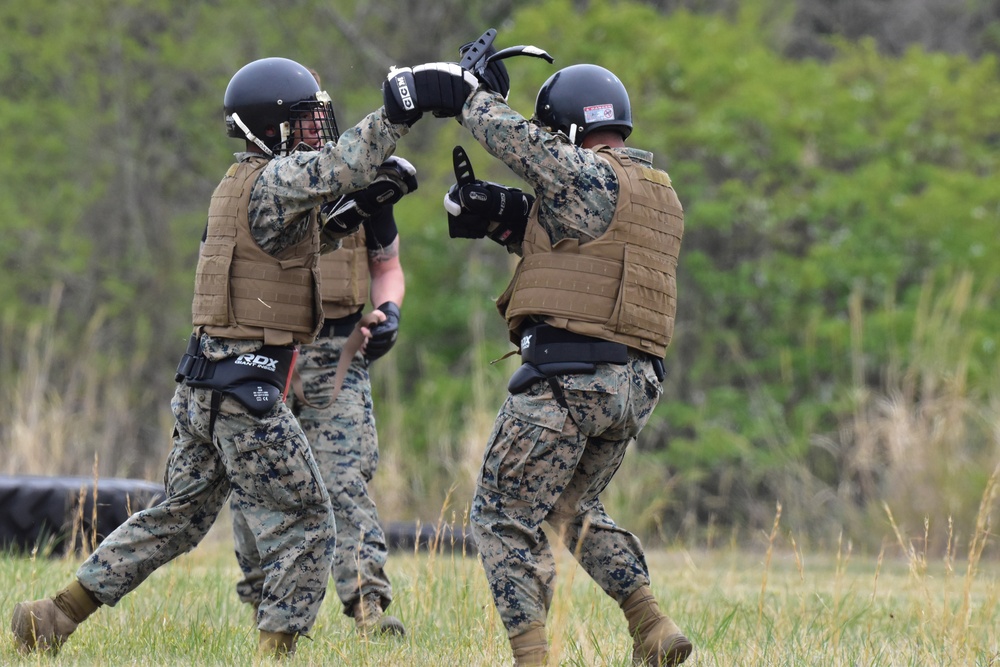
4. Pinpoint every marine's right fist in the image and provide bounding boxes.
[382,63,478,125]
